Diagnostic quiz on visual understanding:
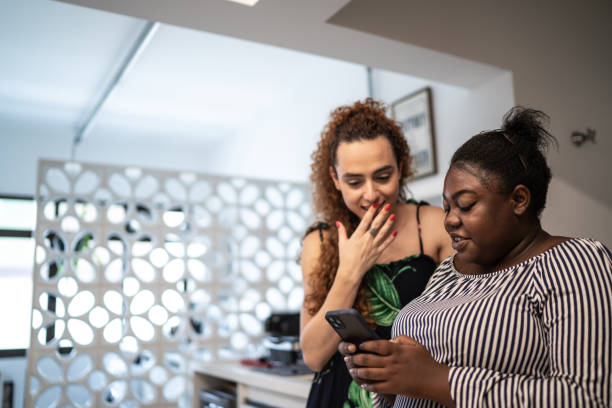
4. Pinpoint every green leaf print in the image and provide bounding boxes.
[389,263,417,282]
[366,267,401,326]
[344,380,372,408]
